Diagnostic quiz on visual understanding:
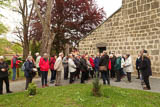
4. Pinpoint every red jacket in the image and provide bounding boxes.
[39,57,50,71]
[49,57,56,70]
[11,56,21,68]
[108,59,112,71]
[89,58,95,68]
